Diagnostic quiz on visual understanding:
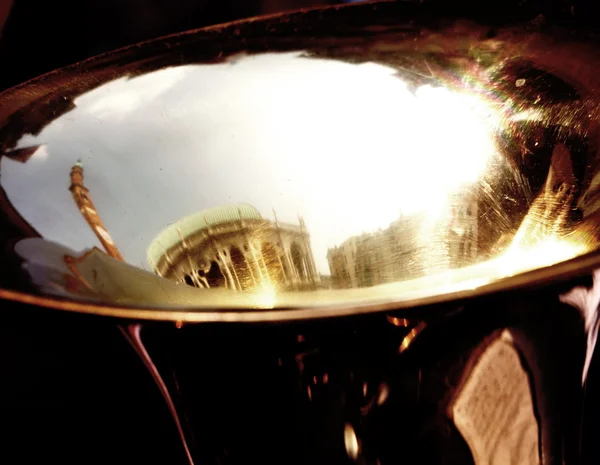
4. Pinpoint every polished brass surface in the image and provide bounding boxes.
[2,5,600,465]
[2,0,600,317]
